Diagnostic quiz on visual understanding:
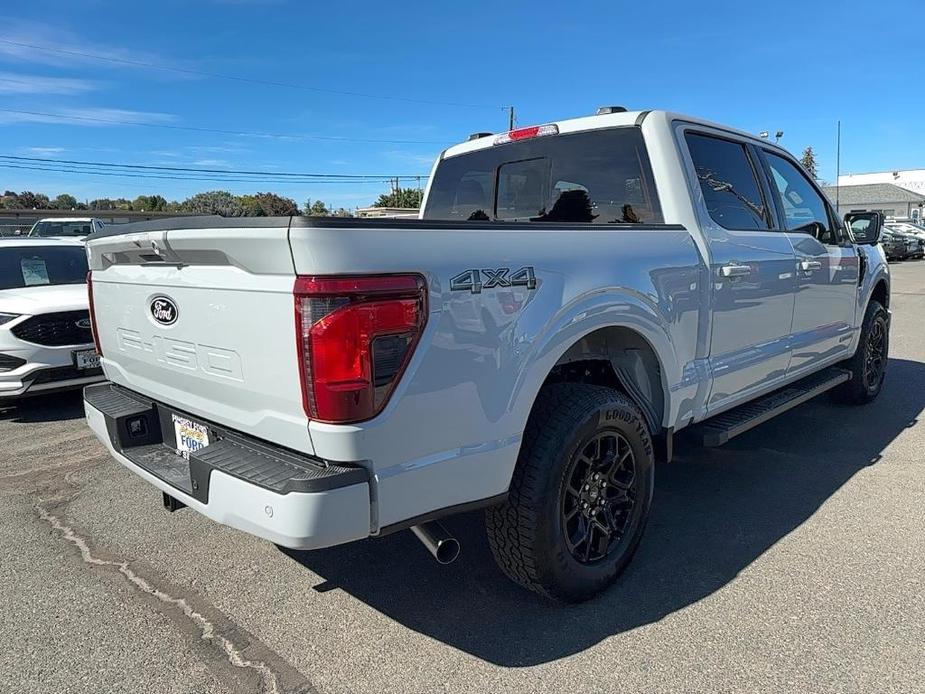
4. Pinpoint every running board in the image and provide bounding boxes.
[693,367,851,447]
